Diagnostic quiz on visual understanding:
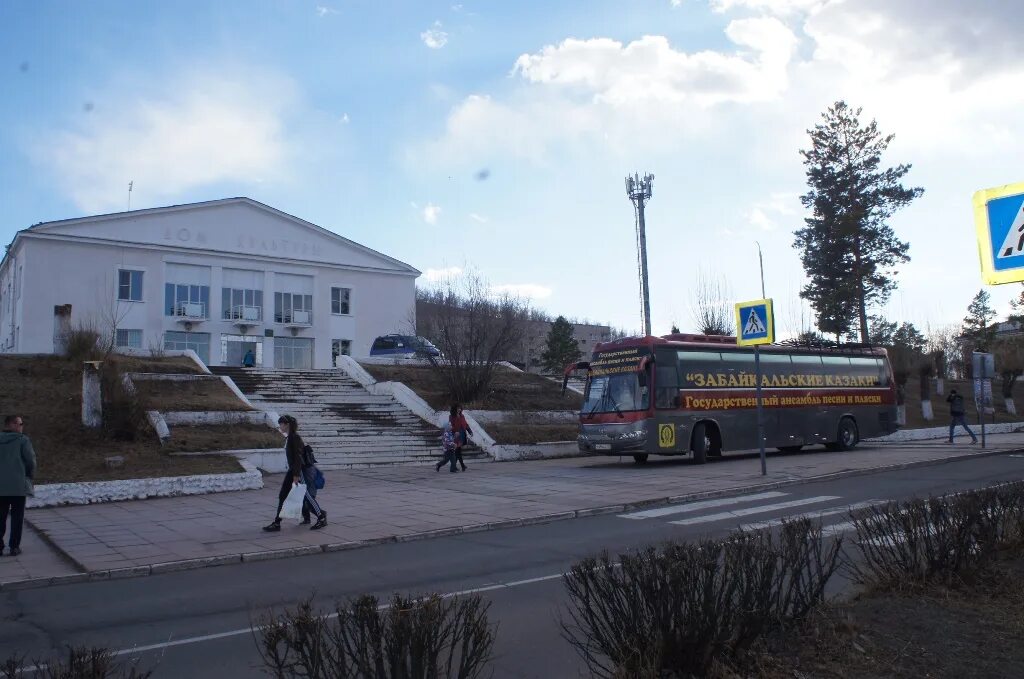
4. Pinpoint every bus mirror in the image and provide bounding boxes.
[637,370,647,388]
